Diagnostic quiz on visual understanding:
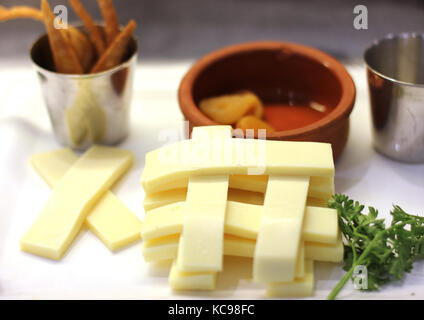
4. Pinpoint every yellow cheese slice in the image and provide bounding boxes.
[141,203,184,241]
[142,201,338,245]
[306,196,328,207]
[309,176,335,199]
[30,148,142,251]
[224,201,261,240]
[141,137,334,194]
[143,188,188,211]
[86,194,141,251]
[223,234,256,258]
[21,146,133,260]
[143,175,332,209]
[144,187,330,212]
[143,234,257,262]
[303,206,338,244]
[305,235,344,262]
[143,234,179,262]
[143,187,264,211]
[142,233,342,263]
[144,189,332,212]
[227,188,264,205]
[169,260,217,291]
[176,175,229,272]
[267,260,314,297]
[227,174,268,193]
[295,242,305,278]
[31,148,79,187]
[228,175,333,200]
[253,175,310,283]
